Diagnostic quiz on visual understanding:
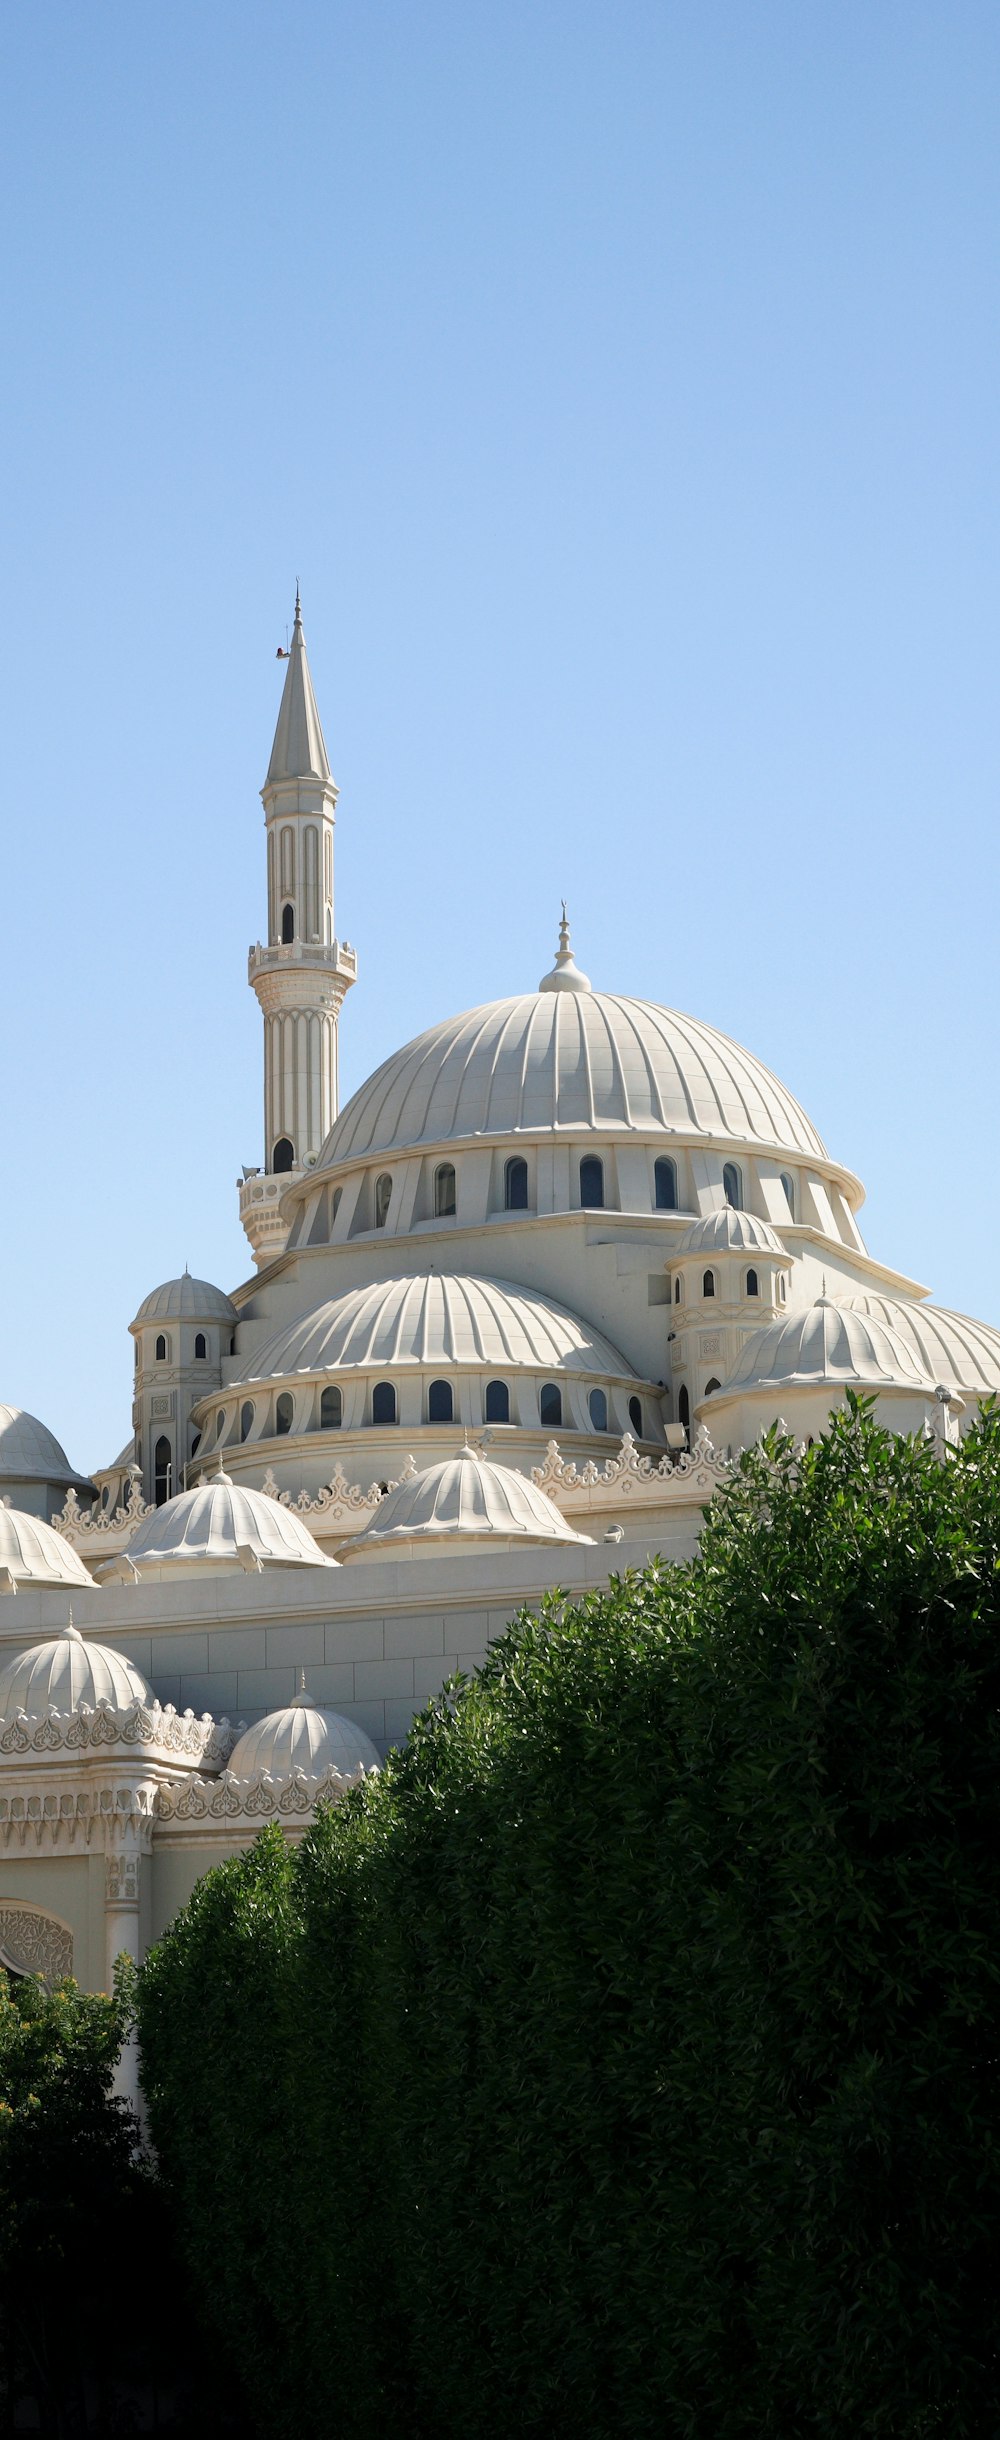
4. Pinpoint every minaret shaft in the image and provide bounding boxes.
[240,599,357,1268]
